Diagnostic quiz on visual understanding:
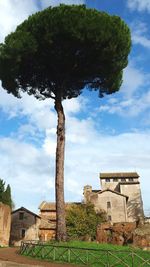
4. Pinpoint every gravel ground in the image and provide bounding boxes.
[0,247,78,267]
